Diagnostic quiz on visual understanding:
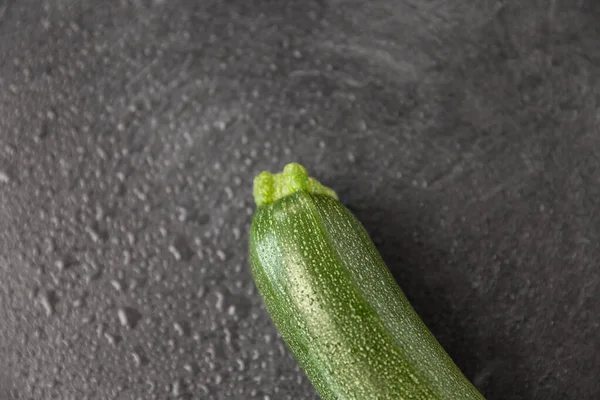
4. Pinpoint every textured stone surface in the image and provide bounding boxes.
[0,1,599,399]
